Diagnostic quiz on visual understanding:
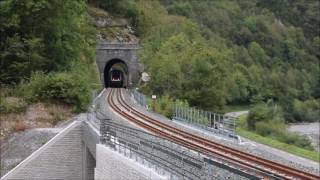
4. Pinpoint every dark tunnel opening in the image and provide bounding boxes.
[104,59,128,88]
